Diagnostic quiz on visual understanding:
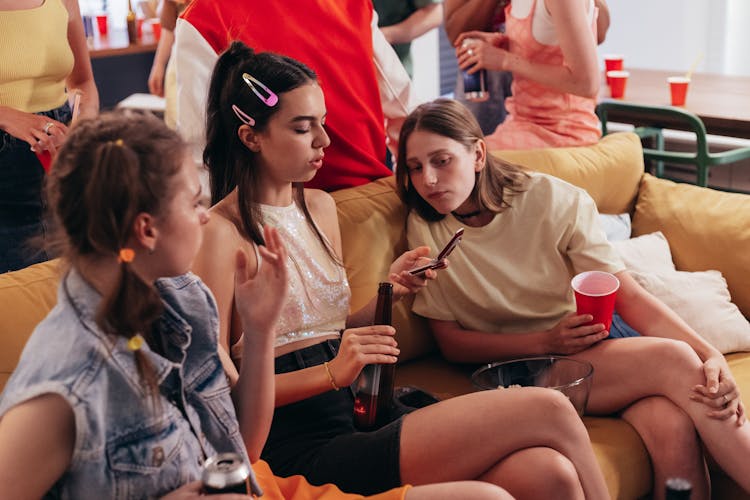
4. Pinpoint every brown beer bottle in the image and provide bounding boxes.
[126,0,137,44]
[353,282,394,430]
